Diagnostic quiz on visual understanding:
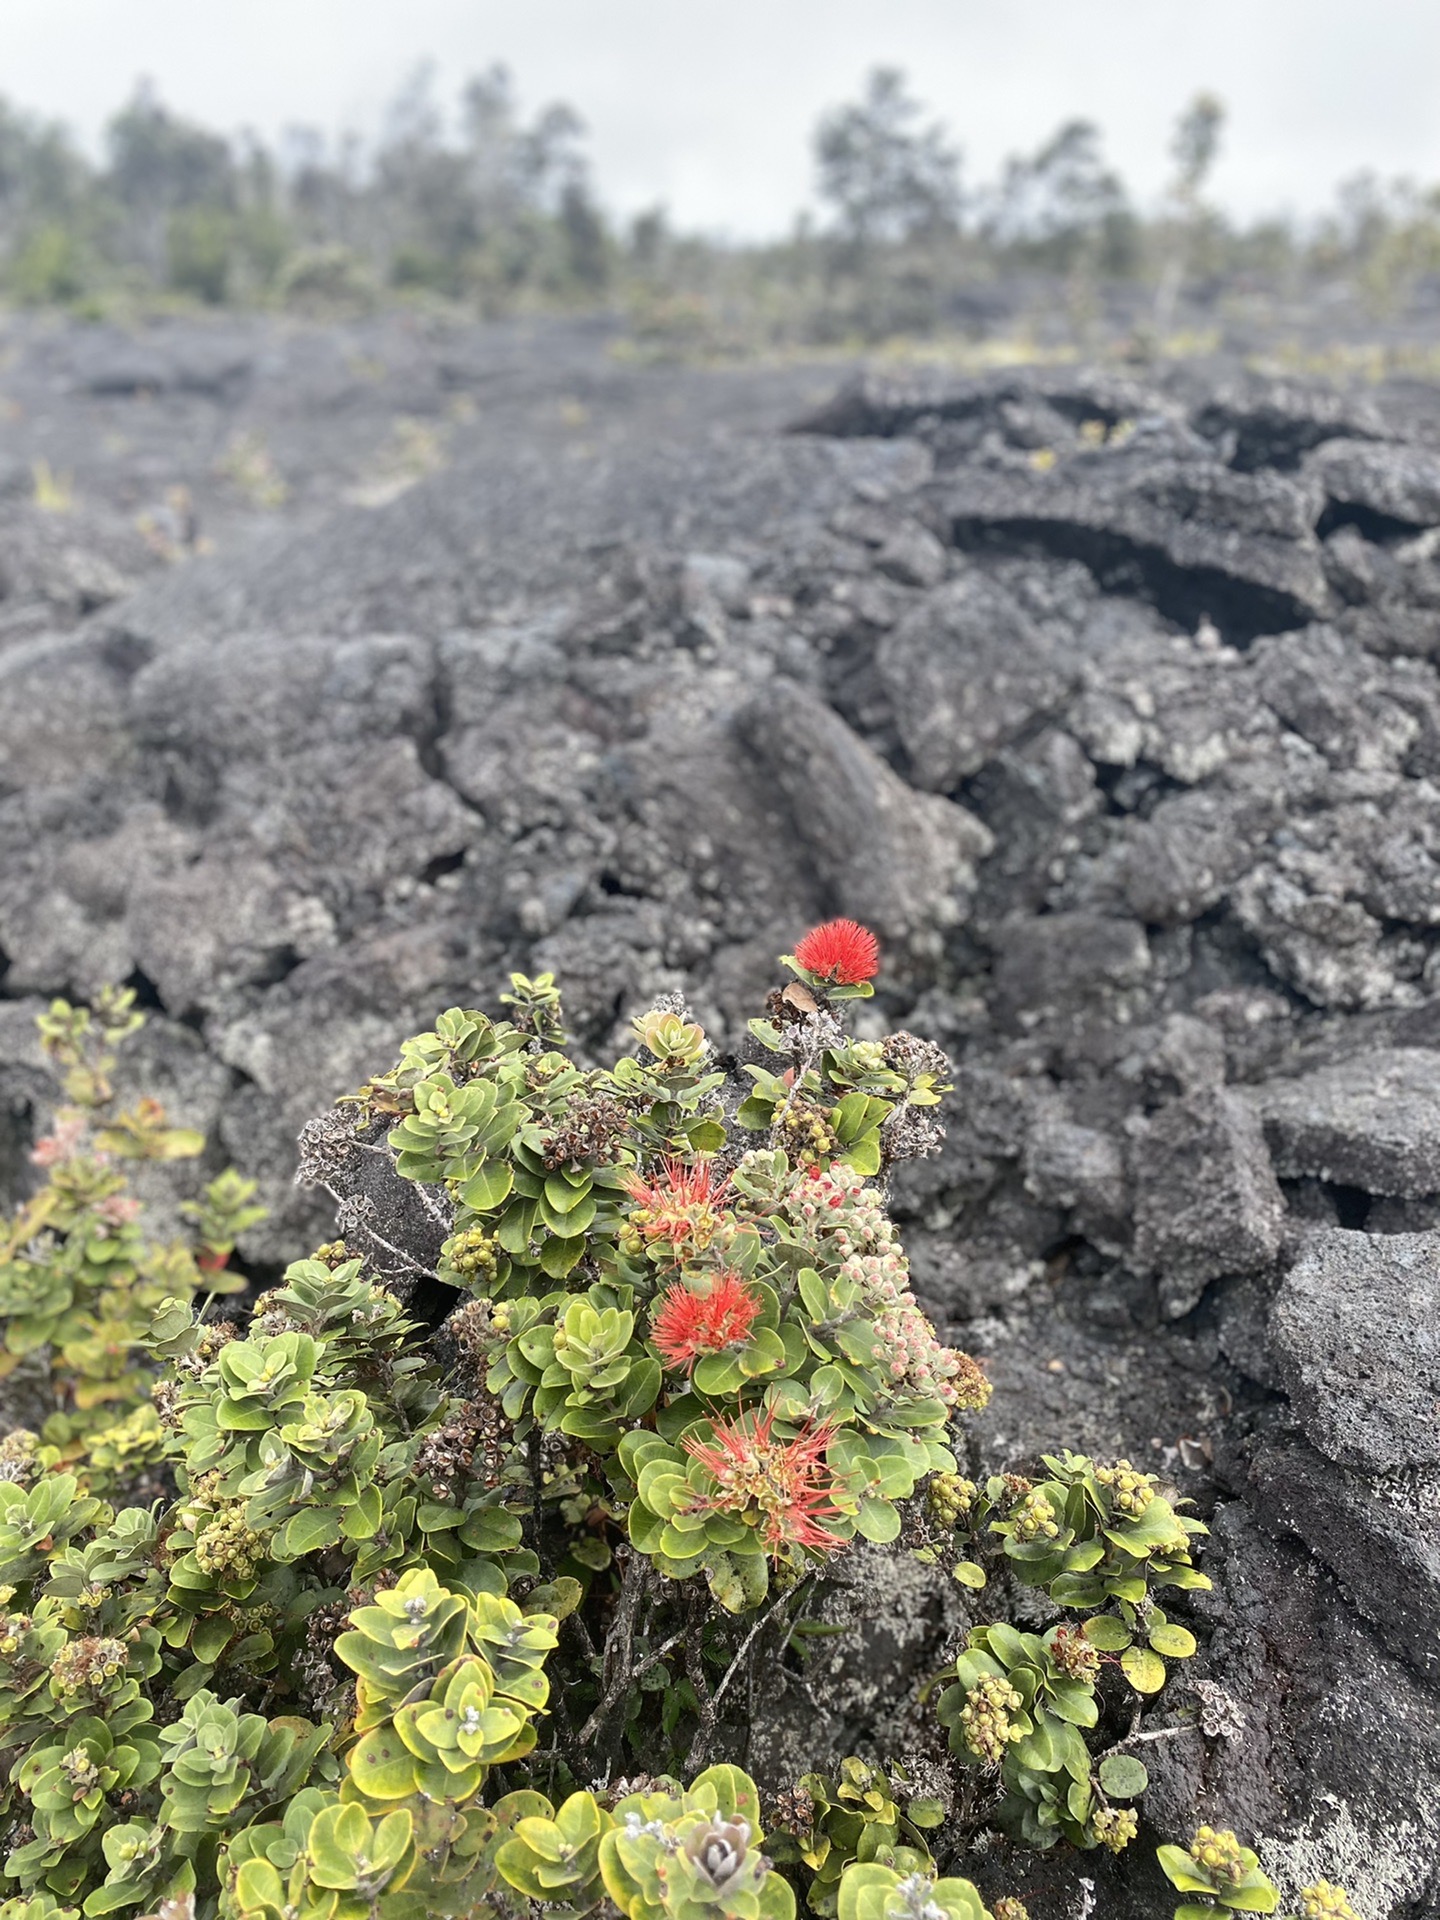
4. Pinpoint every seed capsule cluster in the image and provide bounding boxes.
[193,1507,267,1581]
[1301,1884,1363,1920]
[1189,1827,1248,1886]
[442,1227,501,1284]
[1048,1625,1100,1682]
[1093,1806,1138,1853]
[777,1103,841,1167]
[51,1635,128,1697]
[767,1784,817,1835]
[959,1674,1025,1765]
[925,1473,977,1528]
[1095,1459,1156,1517]
[1010,1489,1061,1543]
